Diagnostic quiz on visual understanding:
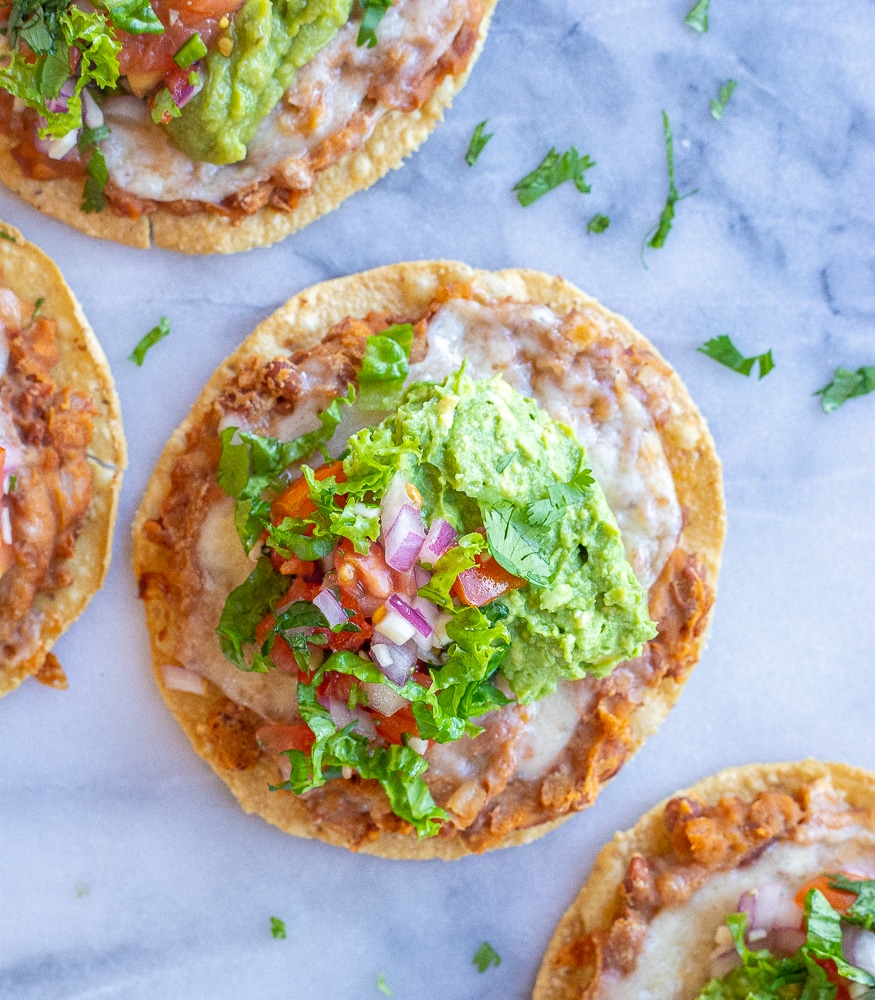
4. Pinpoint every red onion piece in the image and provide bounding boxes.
[384,504,426,571]
[81,89,104,128]
[380,475,410,539]
[371,637,417,685]
[327,697,376,739]
[738,882,801,934]
[162,664,206,695]
[419,517,457,565]
[45,77,76,114]
[387,593,432,638]
[766,927,807,957]
[363,682,408,717]
[374,608,416,646]
[313,588,348,630]
[35,124,79,161]
[167,63,204,110]
[414,565,431,588]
